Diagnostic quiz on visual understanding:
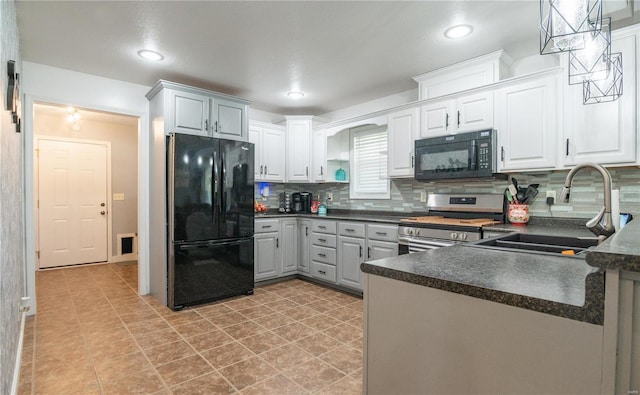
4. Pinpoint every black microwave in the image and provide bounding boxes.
[414,129,504,181]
